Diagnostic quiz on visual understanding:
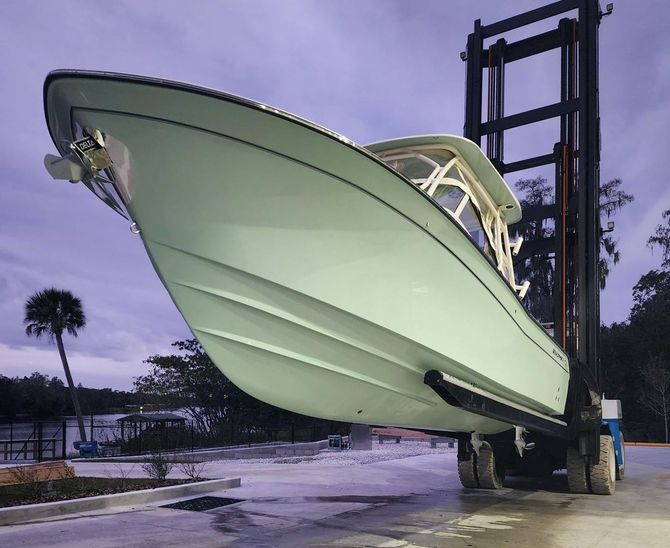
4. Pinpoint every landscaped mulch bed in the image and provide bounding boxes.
[0,477,196,508]
[161,495,244,512]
